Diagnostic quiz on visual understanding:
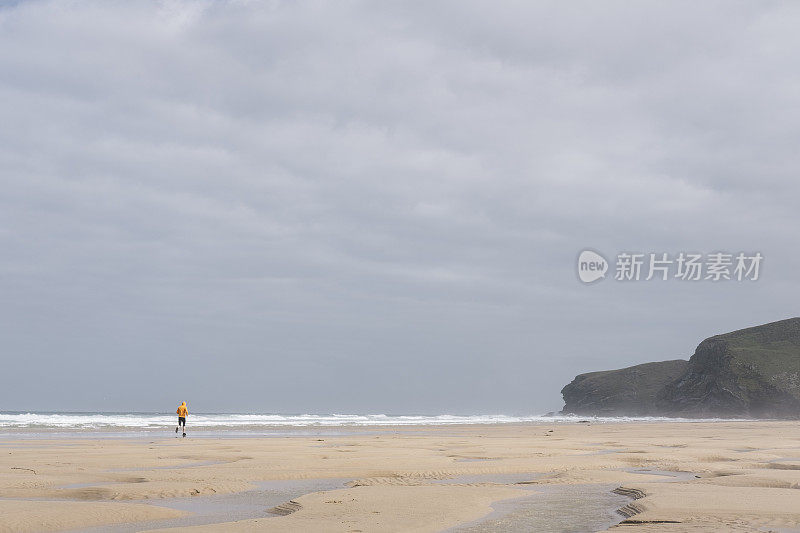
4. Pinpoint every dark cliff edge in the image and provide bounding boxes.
[561,318,800,419]
[561,360,689,416]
